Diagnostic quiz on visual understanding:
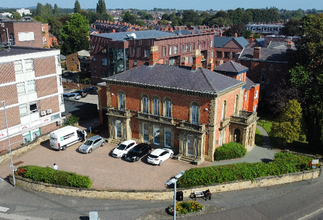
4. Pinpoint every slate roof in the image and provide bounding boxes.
[255,38,265,47]
[214,60,248,74]
[214,37,249,48]
[267,41,296,50]
[106,63,244,96]
[97,30,177,41]
[239,48,288,62]
[245,77,258,91]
